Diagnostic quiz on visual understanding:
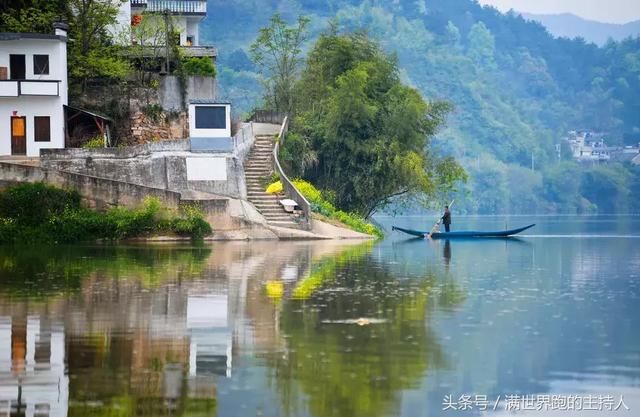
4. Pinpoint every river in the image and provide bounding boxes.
[0,215,638,416]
